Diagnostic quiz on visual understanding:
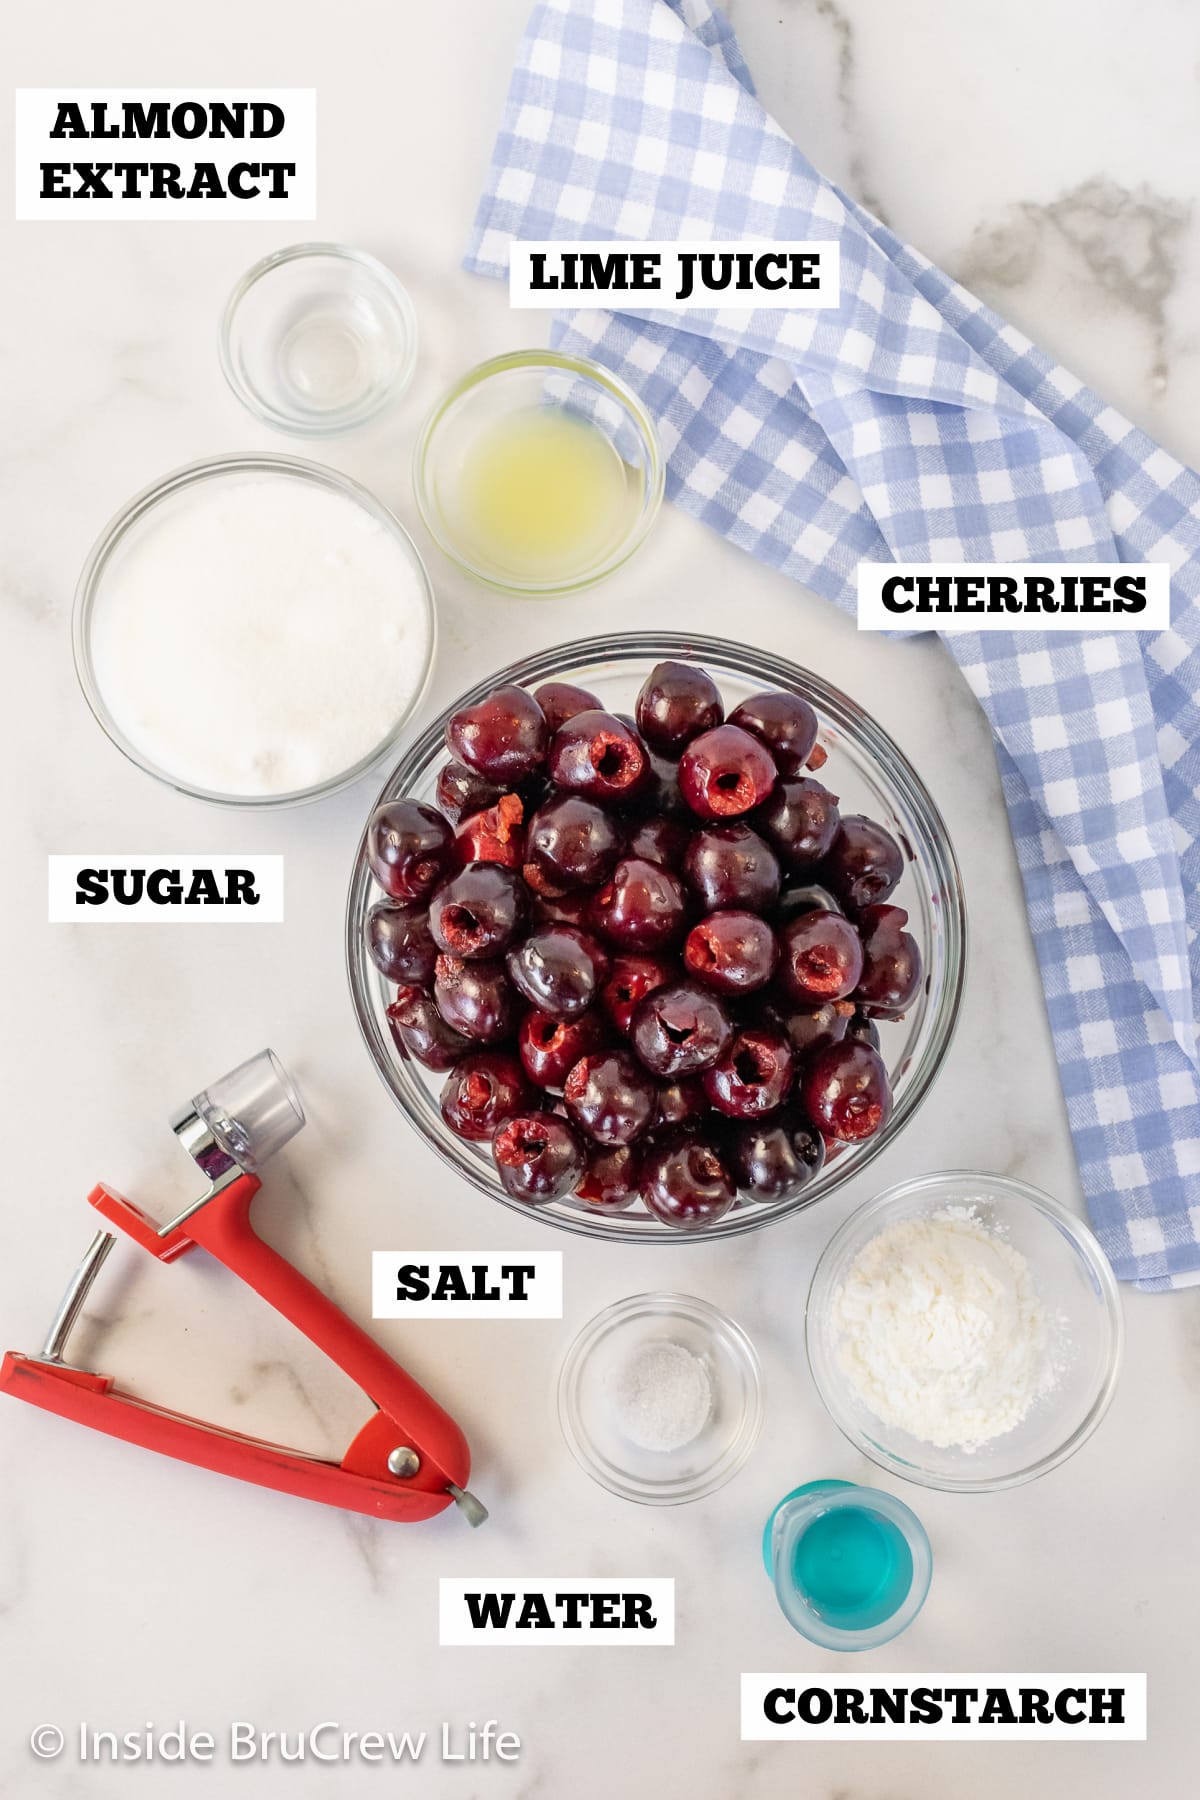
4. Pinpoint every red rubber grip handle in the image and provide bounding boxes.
[179,1176,470,1494]
[0,1353,453,1522]
[76,1174,470,1516]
